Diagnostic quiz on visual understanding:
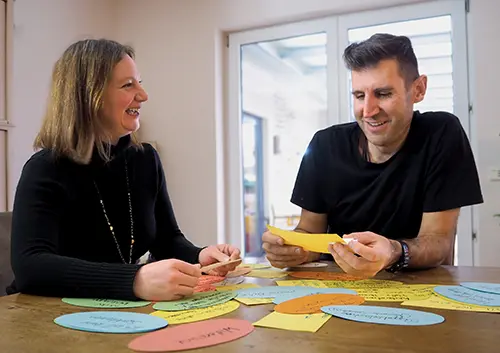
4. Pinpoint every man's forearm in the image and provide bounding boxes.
[400,233,453,269]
